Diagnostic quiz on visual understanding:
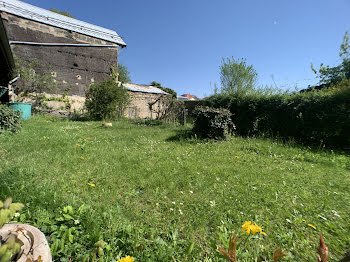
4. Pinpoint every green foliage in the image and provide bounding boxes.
[0,239,21,262]
[310,31,350,89]
[150,81,177,98]
[0,198,24,262]
[118,64,131,83]
[193,106,235,139]
[1,115,350,261]
[219,57,258,96]
[85,78,130,120]
[13,56,56,96]
[205,82,350,148]
[0,197,24,227]
[49,8,73,18]
[0,104,21,134]
[13,204,117,261]
[13,55,56,110]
